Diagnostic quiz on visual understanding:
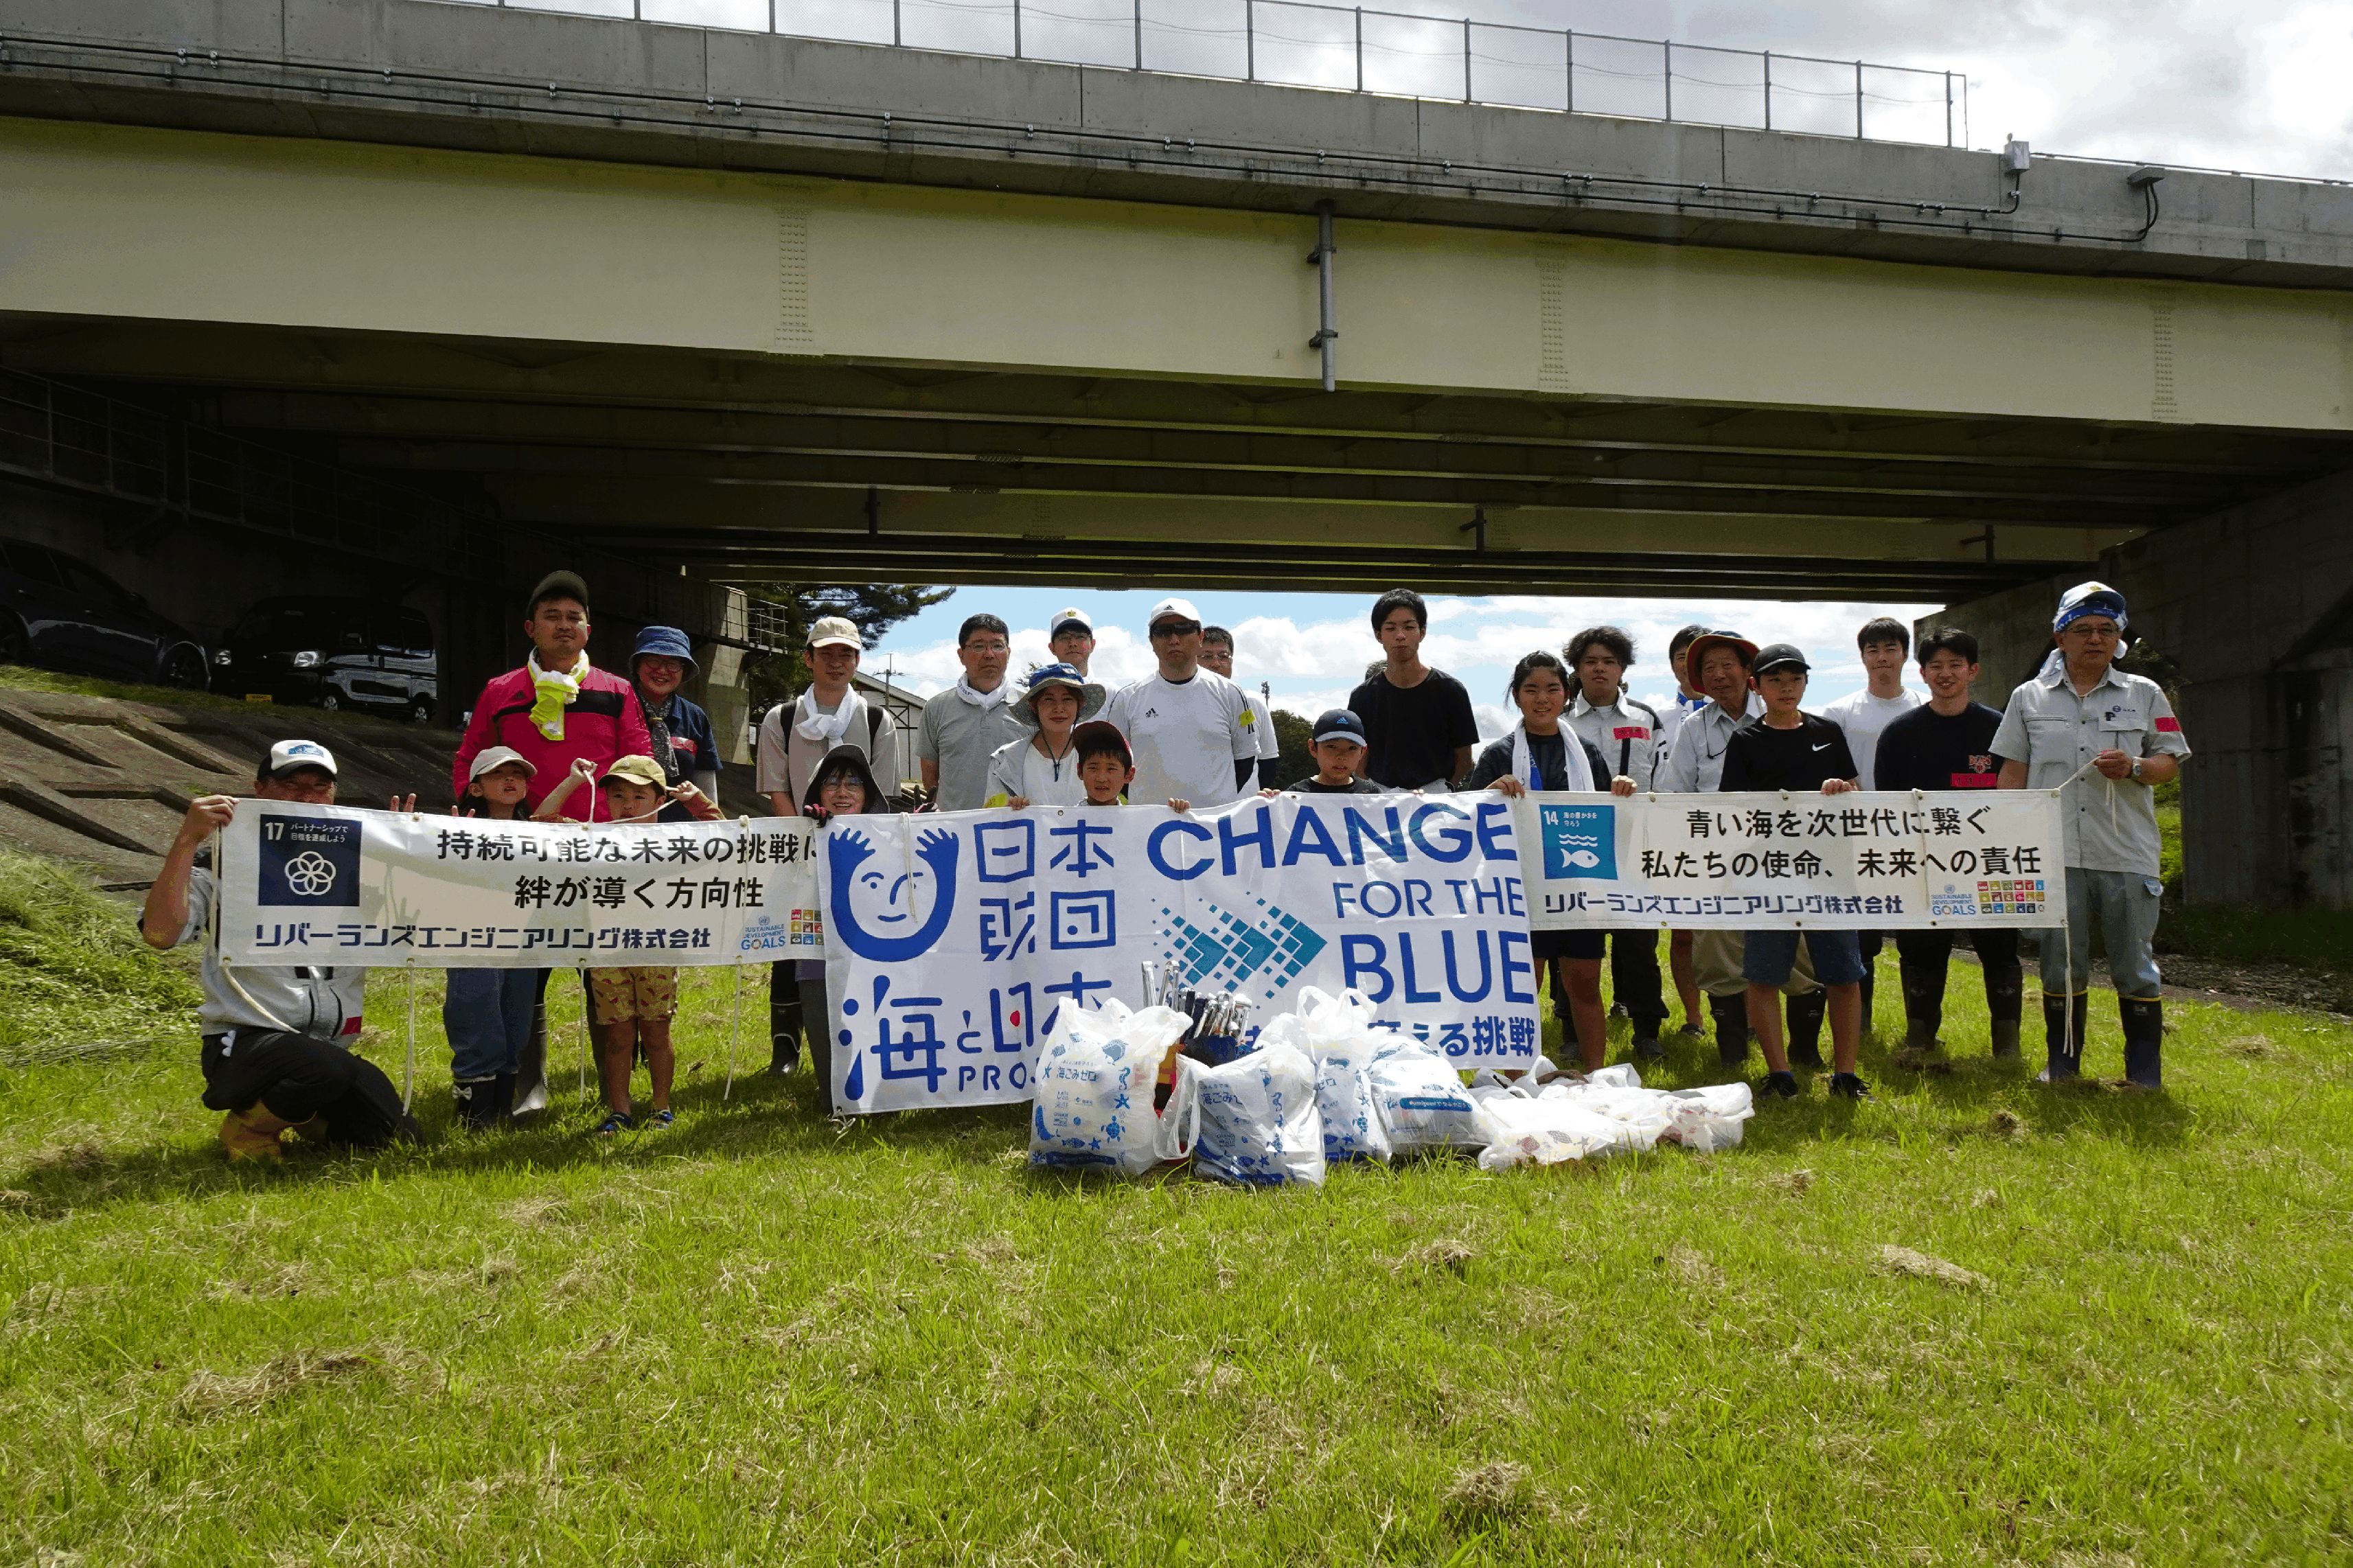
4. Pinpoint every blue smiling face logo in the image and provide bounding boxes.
[1539,803,1617,880]
[826,824,961,962]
